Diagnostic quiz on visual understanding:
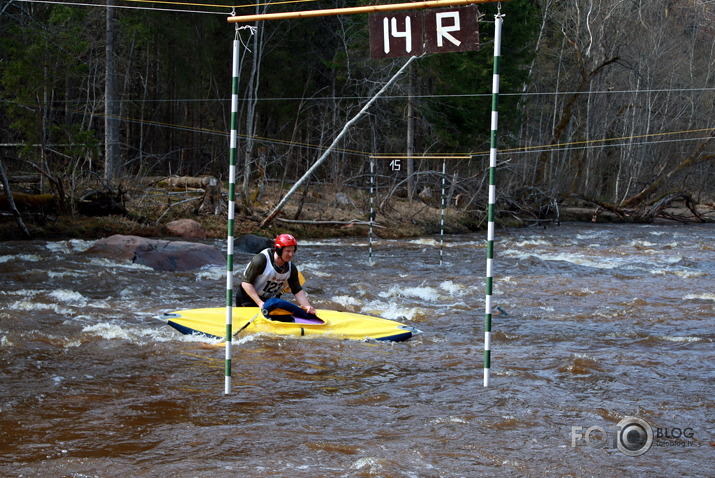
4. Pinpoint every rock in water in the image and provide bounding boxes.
[83,234,225,272]
[235,234,273,254]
